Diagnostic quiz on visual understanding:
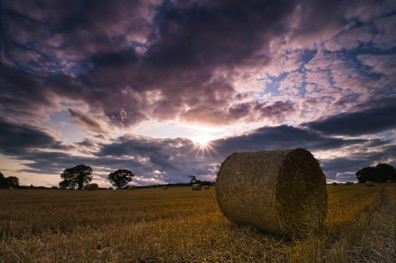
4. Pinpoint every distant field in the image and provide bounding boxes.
[1,184,395,262]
